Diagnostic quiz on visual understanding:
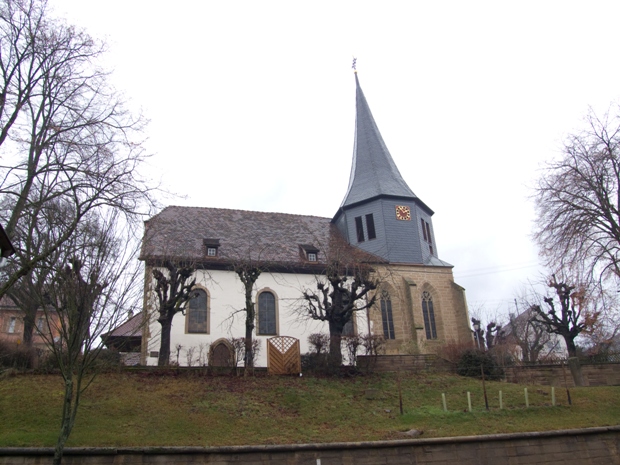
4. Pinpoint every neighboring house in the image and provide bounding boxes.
[102,311,143,366]
[503,308,566,362]
[0,296,60,351]
[139,72,472,367]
